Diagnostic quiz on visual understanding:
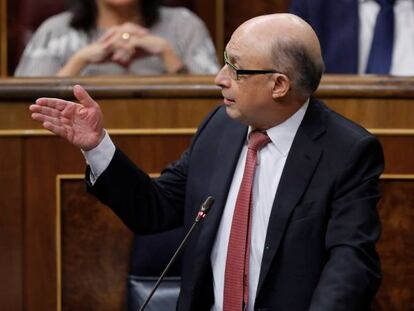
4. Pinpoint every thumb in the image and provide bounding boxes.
[73,85,96,108]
